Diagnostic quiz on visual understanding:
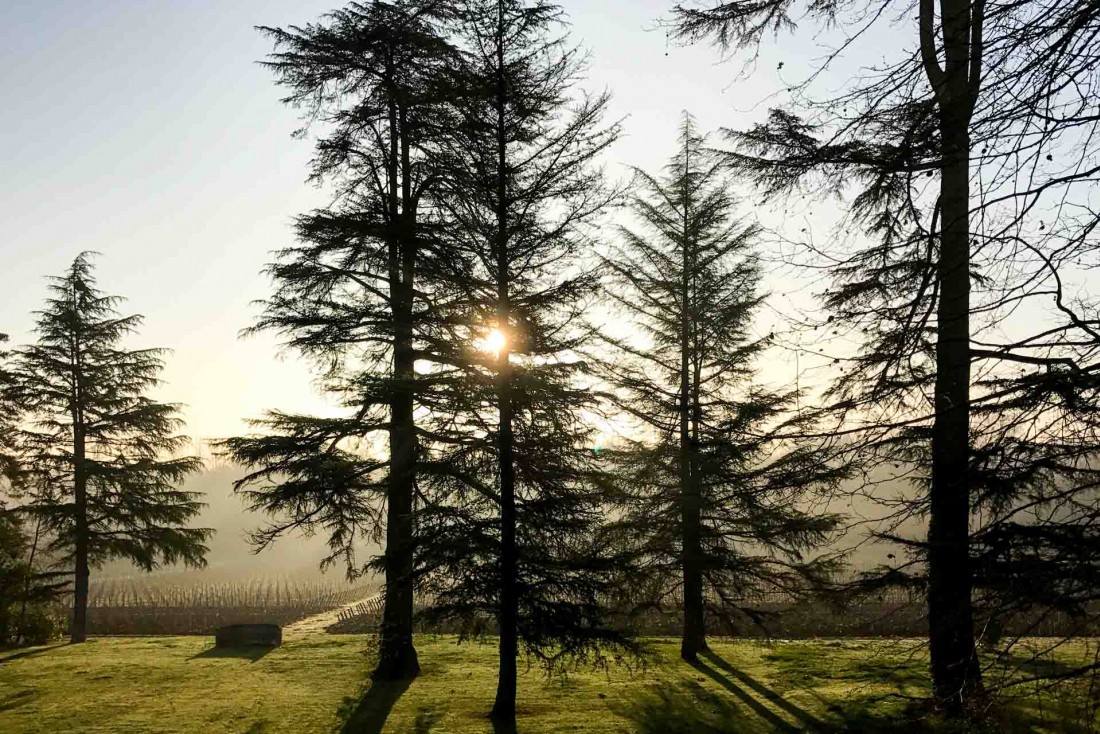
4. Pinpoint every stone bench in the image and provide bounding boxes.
[213,623,282,648]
